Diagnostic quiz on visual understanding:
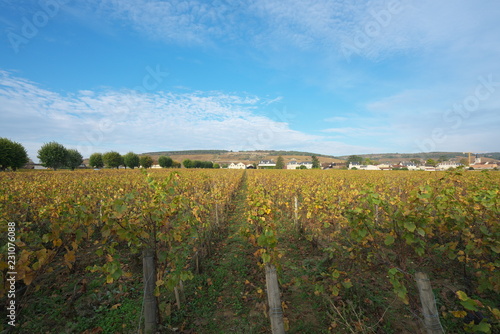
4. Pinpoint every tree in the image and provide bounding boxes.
[0,138,29,171]
[158,156,173,168]
[66,149,83,170]
[364,158,376,165]
[276,156,285,169]
[103,151,123,169]
[410,159,421,165]
[89,153,104,168]
[299,165,307,169]
[347,155,363,165]
[38,142,68,171]
[213,163,220,169]
[183,159,192,168]
[140,156,154,169]
[312,155,320,169]
[172,161,181,168]
[123,152,140,169]
[426,159,437,167]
